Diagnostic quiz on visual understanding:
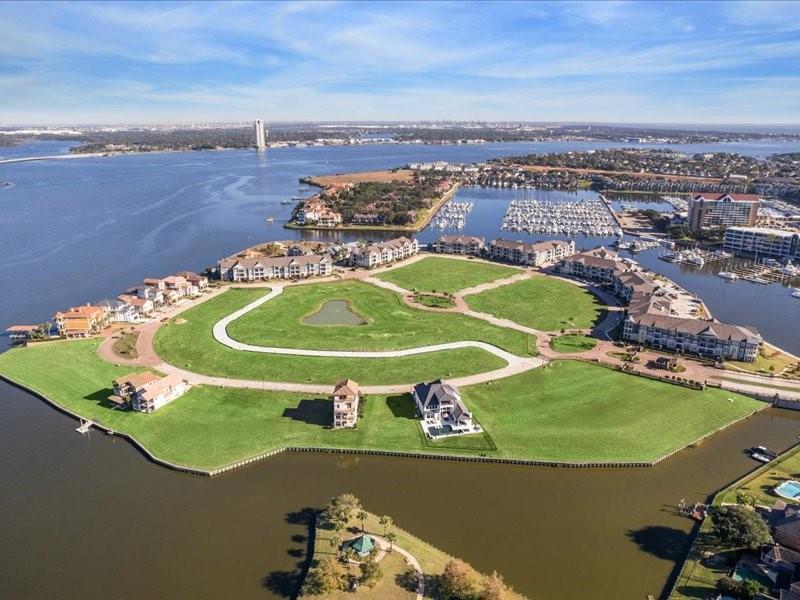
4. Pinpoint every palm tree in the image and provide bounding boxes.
[330,532,341,554]
[386,532,397,552]
[357,510,368,533]
[378,515,393,535]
